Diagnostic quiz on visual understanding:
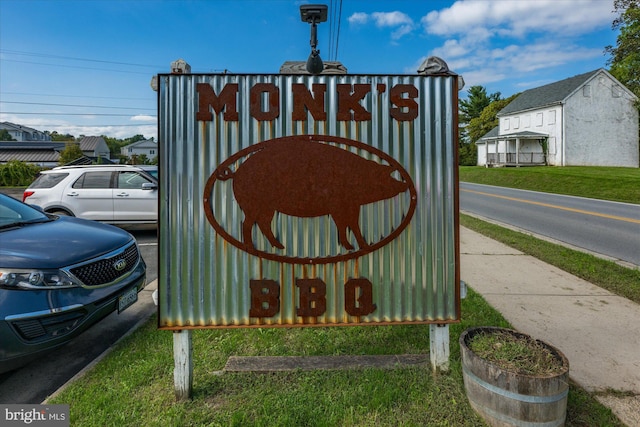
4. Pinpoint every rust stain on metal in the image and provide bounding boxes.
[203,134,417,264]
